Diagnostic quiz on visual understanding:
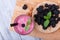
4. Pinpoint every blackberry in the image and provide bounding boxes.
[37,21,41,25]
[50,4,56,11]
[36,19,41,25]
[43,9,50,15]
[35,17,40,22]
[50,21,56,28]
[53,10,59,14]
[52,24,56,28]
[21,24,25,27]
[23,4,27,10]
[52,4,59,9]
[34,18,37,22]
[39,13,44,18]
[37,12,40,14]
[48,5,52,10]
[34,14,38,18]
[57,17,60,21]
[53,14,58,18]
[51,4,57,10]
[40,18,44,24]
[36,6,43,13]
[43,26,48,30]
[55,20,58,24]
[50,17,55,21]
[45,3,49,7]
[55,5,59,9]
